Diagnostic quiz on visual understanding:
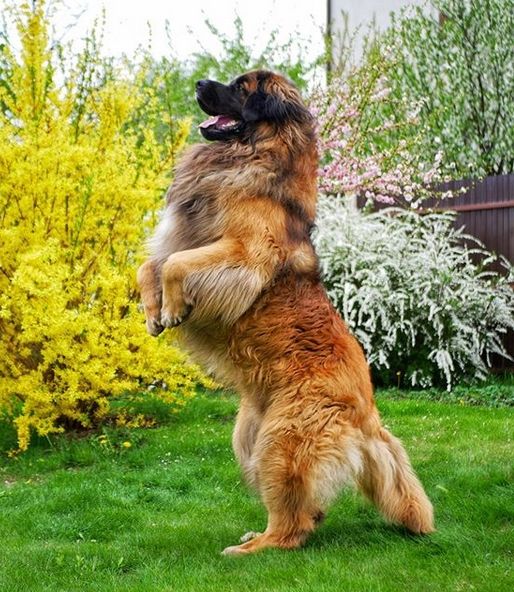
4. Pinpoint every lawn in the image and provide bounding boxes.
[0,389,512,592]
